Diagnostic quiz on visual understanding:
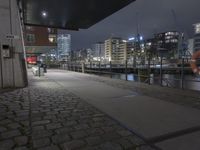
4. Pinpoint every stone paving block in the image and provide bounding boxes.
[46,123,62,130]
[0,126,7,132]
[86,128,104,136]
[33,137,50,148]
[115,138,135,149]
[0,119,12,125]
[0,130,21,139]
[52,133,71,144]
[20,121,29,127]
[101,132,121,141]
[70,130,88,139]
[0,139,15,150]
[13,146,29,150]
[32,126,45,132]
[62,121,77,127]
[137,145,155,150]
[55,127,74,134]
[7,123,21,129]
[98,142,123,150]
[85,136,103,146]
[101,126,115,132]
[32,130,53,139]
[62,140,86,150]
[74,124,89,130]
[32,120,51,126]
[37,145,60,150]
[14,136,28,146]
